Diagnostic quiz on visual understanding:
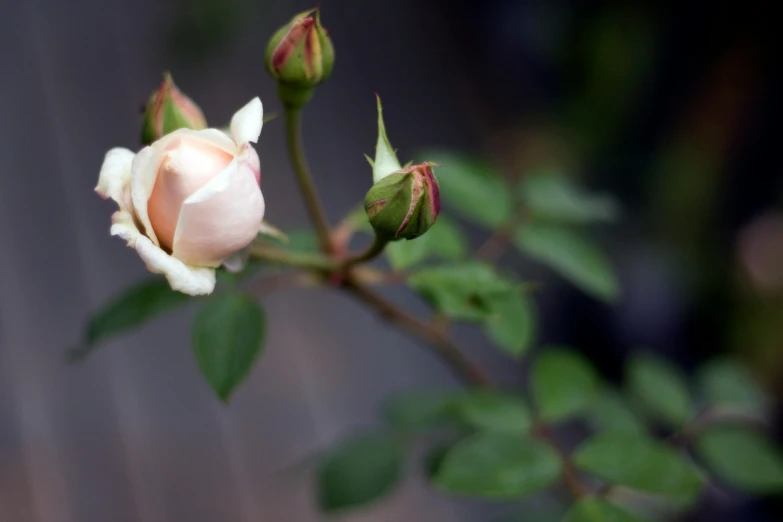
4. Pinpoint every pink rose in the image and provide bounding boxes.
[96,98,265,295]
